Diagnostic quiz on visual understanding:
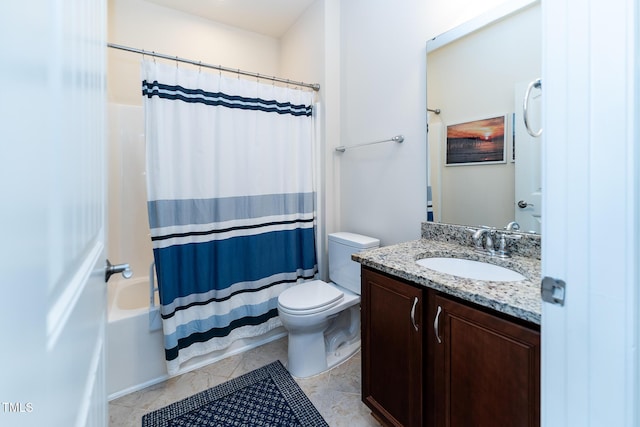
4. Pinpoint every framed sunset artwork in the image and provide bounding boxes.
[445,115,507,165]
